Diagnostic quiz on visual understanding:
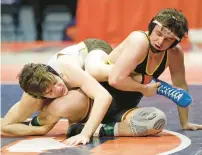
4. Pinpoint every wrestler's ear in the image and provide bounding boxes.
[184,32,188,38]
